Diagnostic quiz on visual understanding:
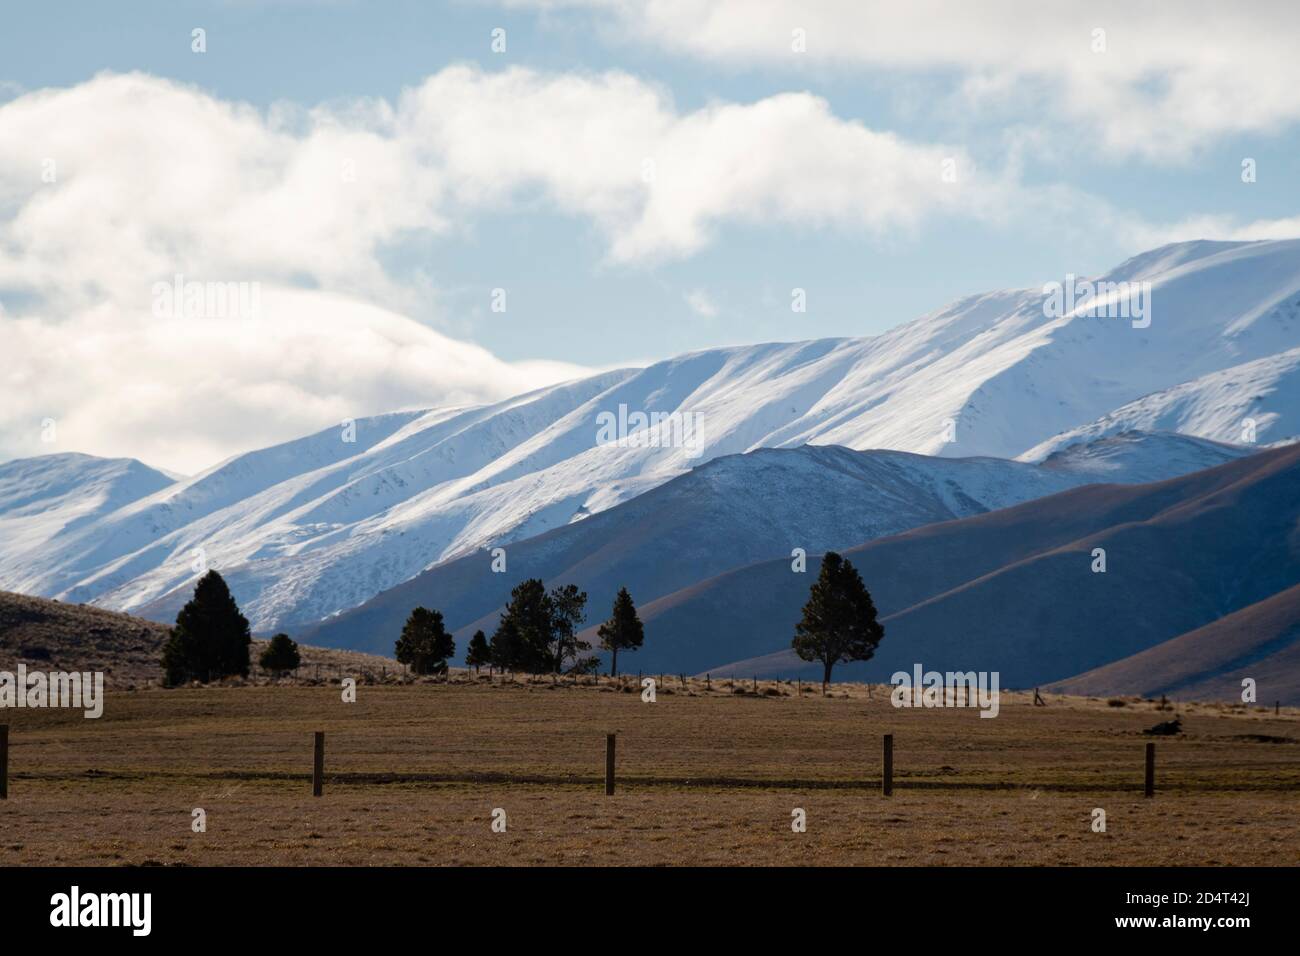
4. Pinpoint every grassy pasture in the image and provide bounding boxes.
[1,676,1297,865]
